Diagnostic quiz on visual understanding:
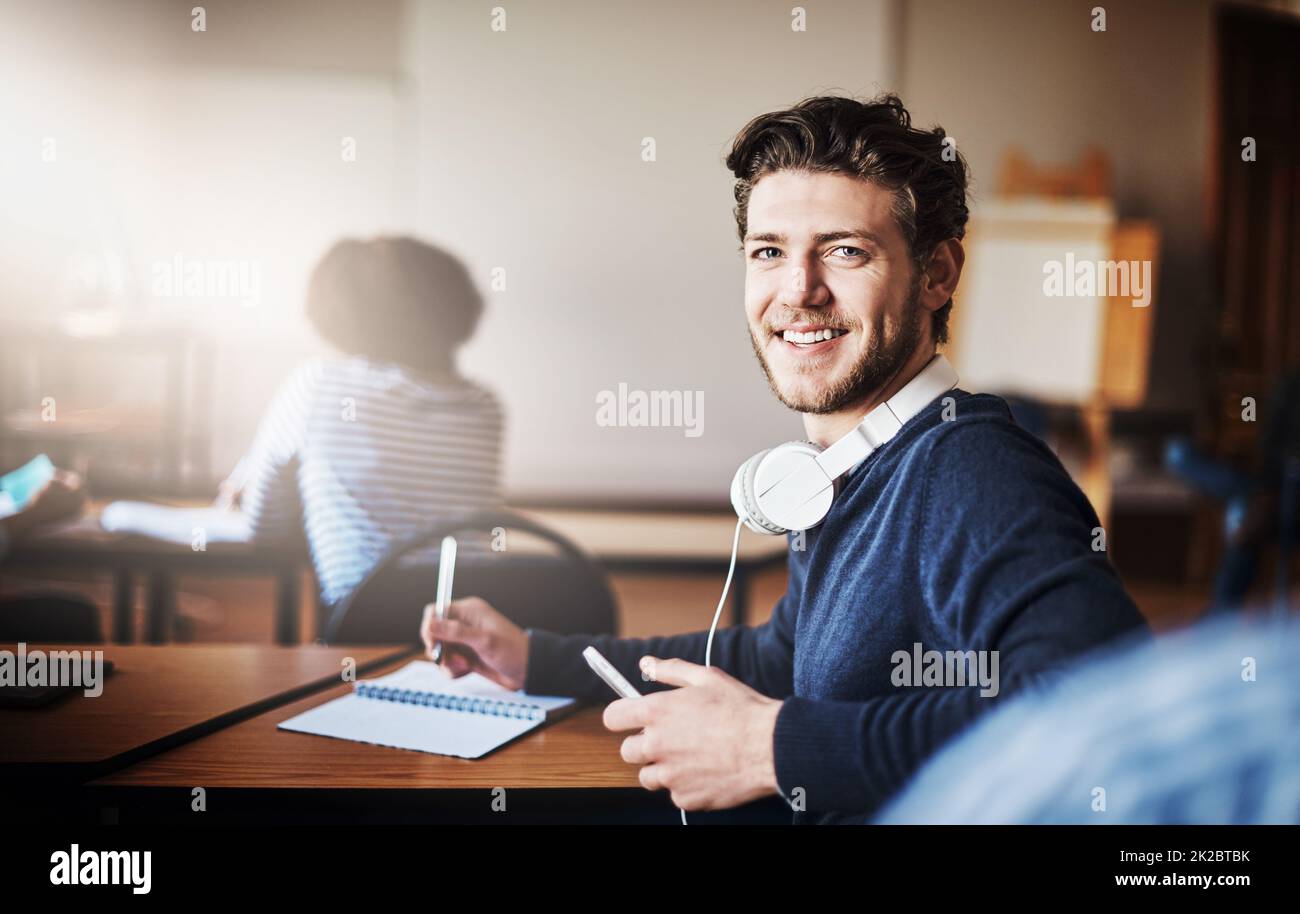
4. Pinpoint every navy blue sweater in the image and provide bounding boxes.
[523,391,1147,823]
